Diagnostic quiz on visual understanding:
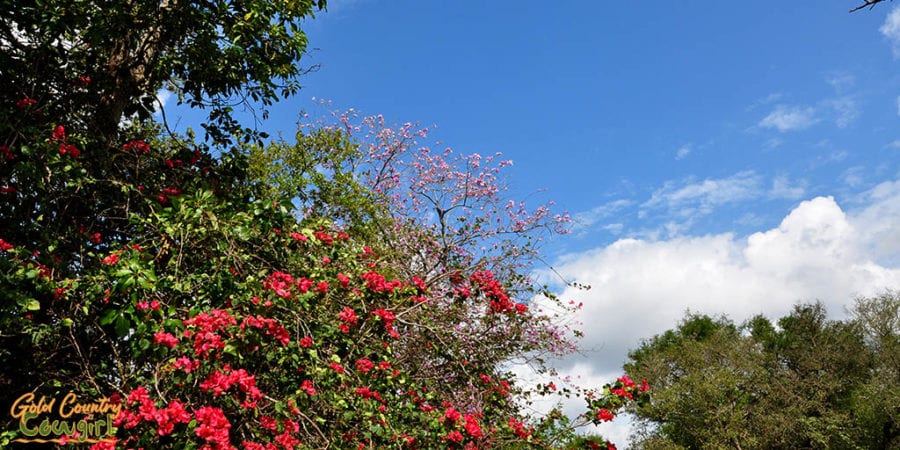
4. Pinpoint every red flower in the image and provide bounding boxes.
[51,125,66,141]
[445,431,463,443]
[338,307,358,326]
[463,414,483,438]
[173,356,199,373]
[16,98,36,109]
[153,332,179,349]
[102,253,119,265]
[122,140,150,154]
[299,336,313,348]
[329,362,345,374]
[62,144,80,158]
[0,239,13,251]
[617,375,635,388]
[355,358,374,373]
[444,407,461,423]
[596,408,615,422]
[313,230,333,245]
[301,380,316,396]
[193,406,231,447]
[155,399,191,436]
[259,416,277,431]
